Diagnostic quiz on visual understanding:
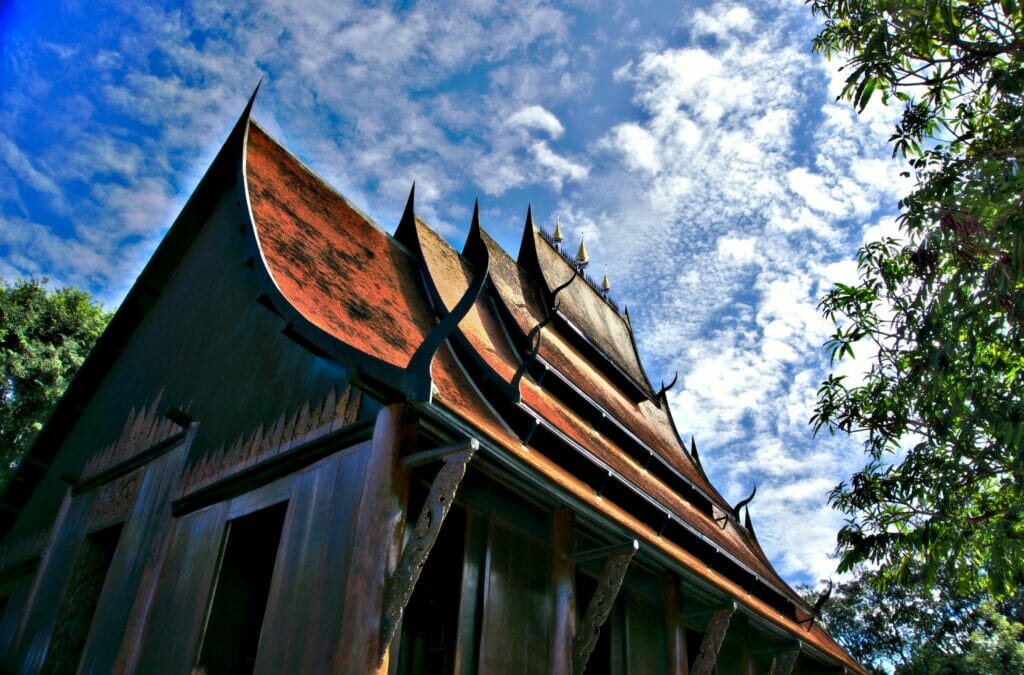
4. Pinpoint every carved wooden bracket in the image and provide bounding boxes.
[770,647,801,675]
[378,439,478,661]
[690,606,736,675]
[572,540,638,675]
